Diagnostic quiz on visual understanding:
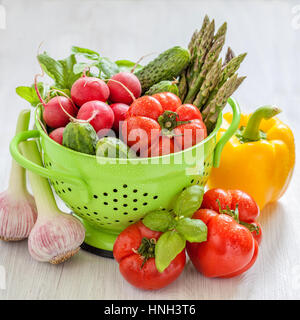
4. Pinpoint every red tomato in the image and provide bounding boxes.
[122,116,160,152]
[201,188,232,212]
[113,221,186,290]
[228,190,260,222]
[186,209,257,278]
[152,92,182,112]
[174,119,207,151]
[146,136,175,157]
[127,96,163,120]
[176,104,203,122]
